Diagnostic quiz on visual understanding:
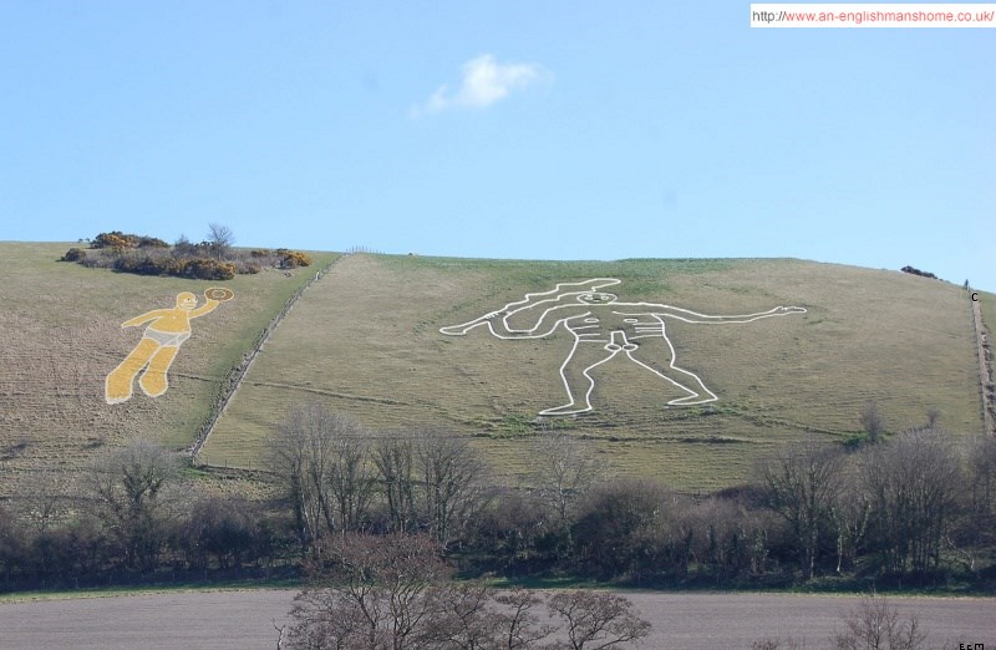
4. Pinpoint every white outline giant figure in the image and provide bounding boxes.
[440,278,806,416]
